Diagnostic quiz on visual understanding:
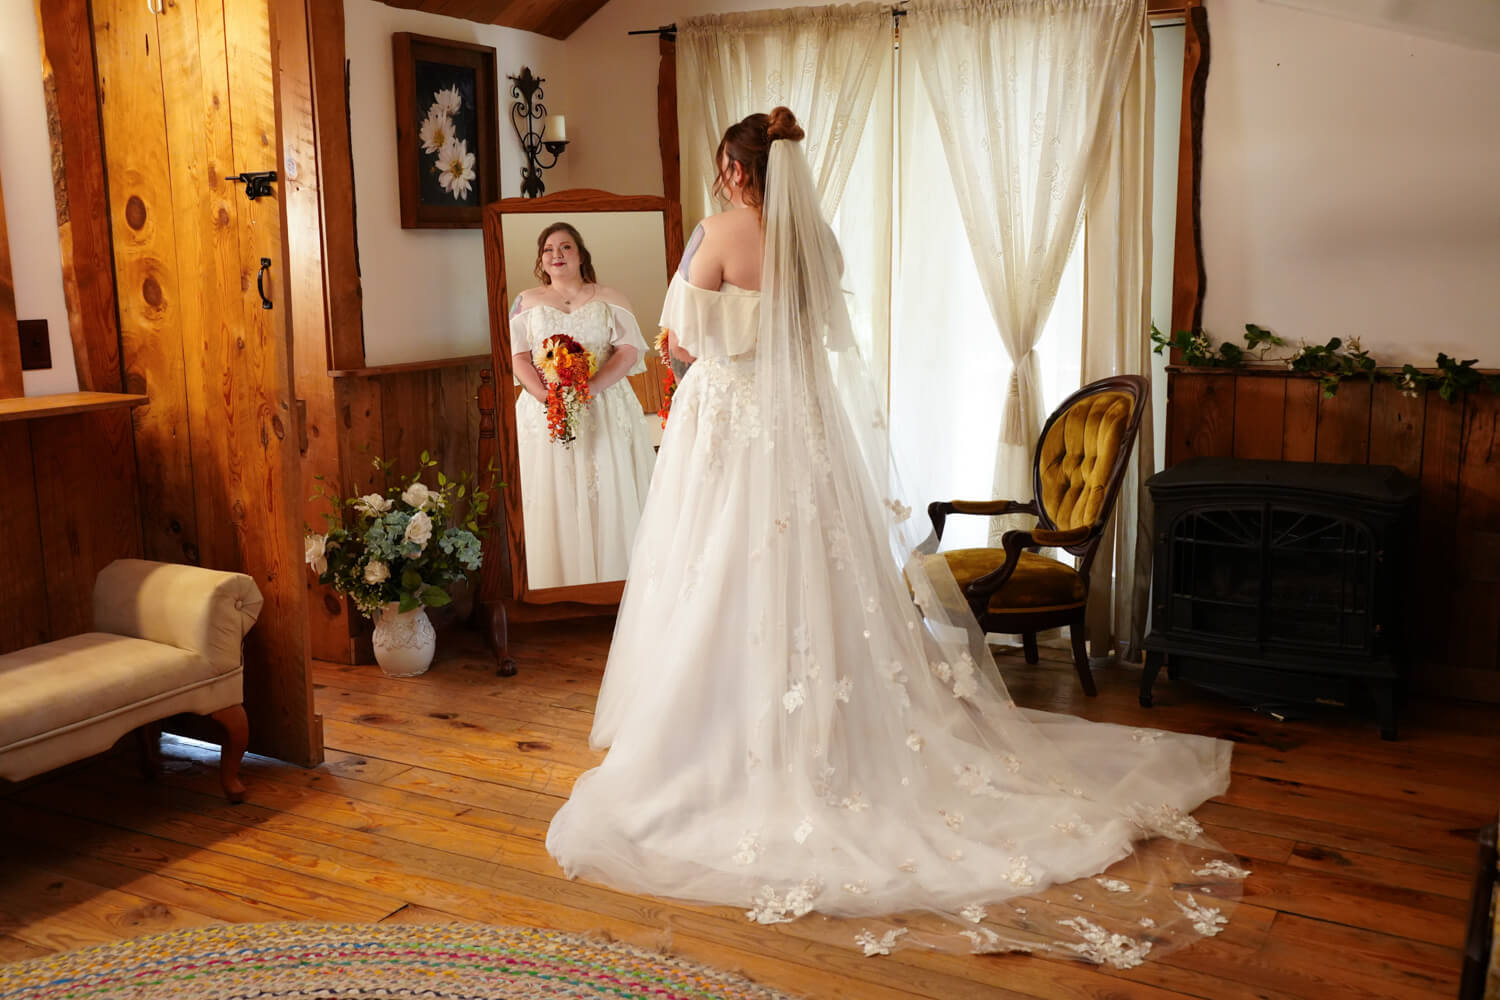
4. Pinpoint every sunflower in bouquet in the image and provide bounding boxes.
[534,333,597,444]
